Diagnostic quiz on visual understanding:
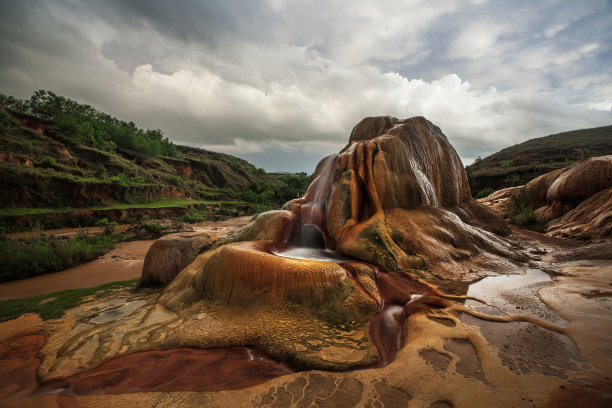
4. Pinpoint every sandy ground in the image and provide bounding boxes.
[0,240,154,301]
